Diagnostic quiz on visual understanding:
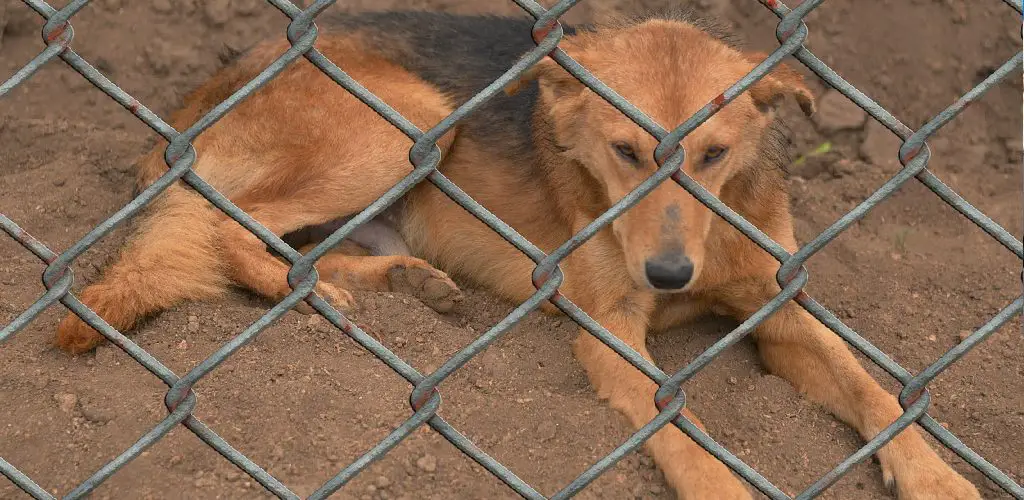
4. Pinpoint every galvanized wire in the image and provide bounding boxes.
[1,0,1022,499]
